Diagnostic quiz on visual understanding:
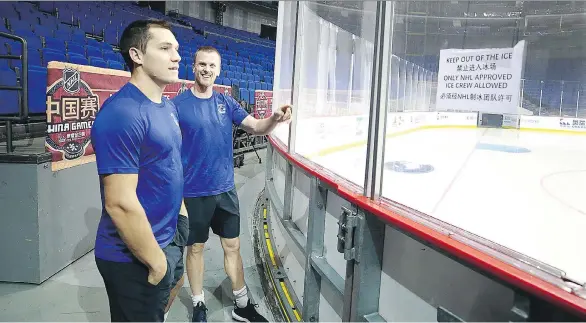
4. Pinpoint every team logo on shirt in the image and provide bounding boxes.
[218,103,226,115]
